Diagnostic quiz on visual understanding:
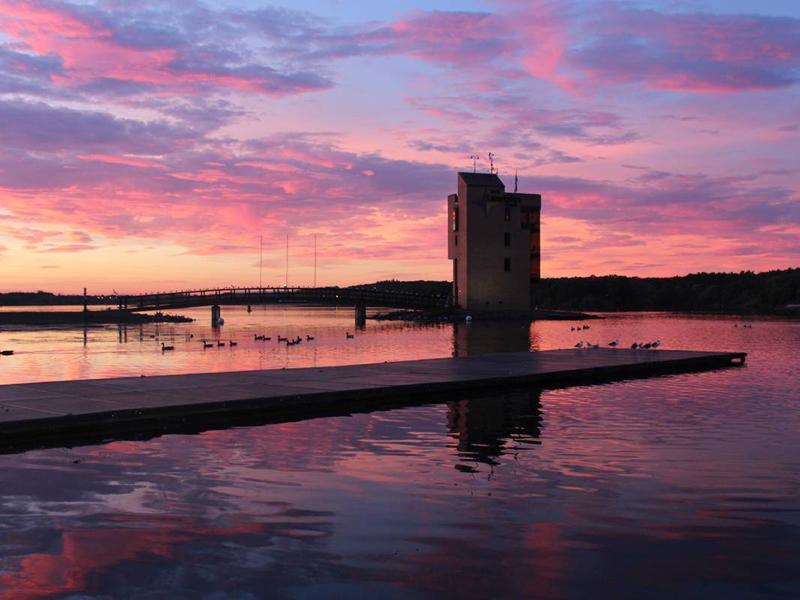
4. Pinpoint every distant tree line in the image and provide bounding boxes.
[0,291,110,306]
[357,269,800,314]
[533,269,800,313]
[348,280,452,297]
